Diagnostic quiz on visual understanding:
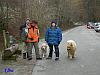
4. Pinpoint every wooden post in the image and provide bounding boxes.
[3,30,7,48]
